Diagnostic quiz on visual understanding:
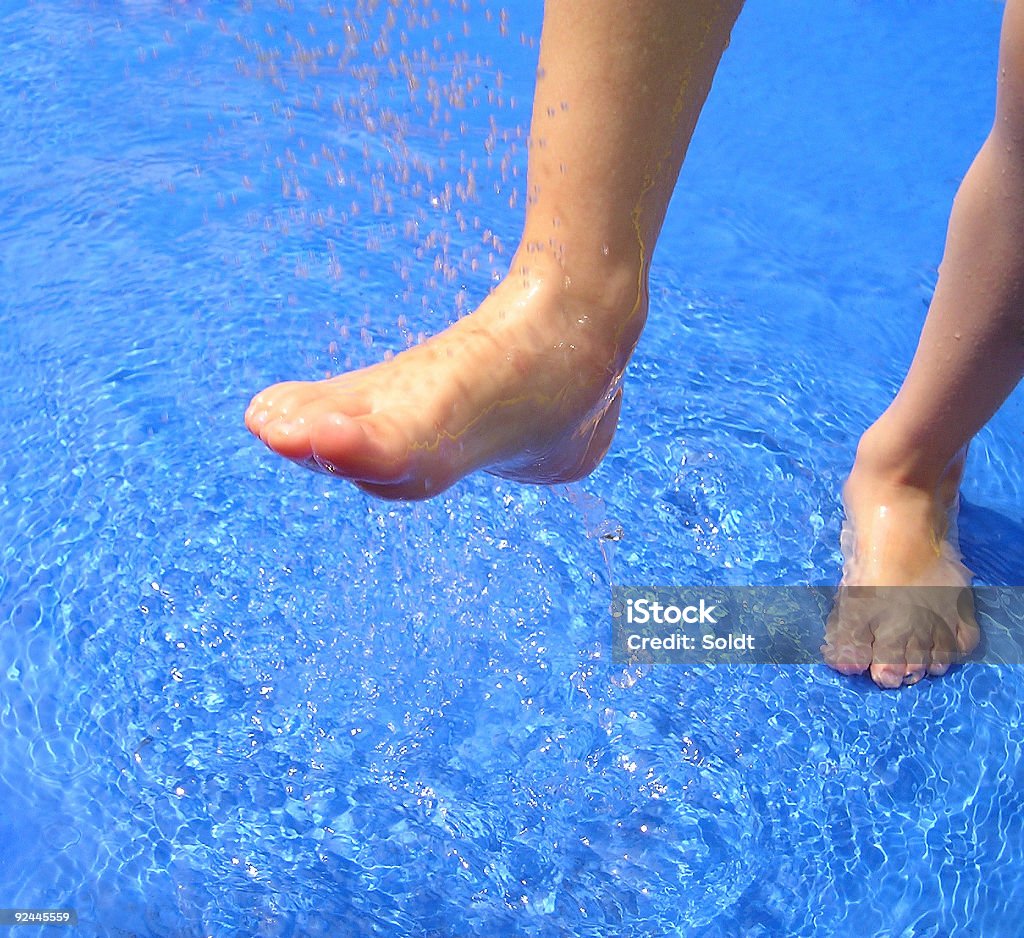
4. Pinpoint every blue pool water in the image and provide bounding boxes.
[3,0,1024,934]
